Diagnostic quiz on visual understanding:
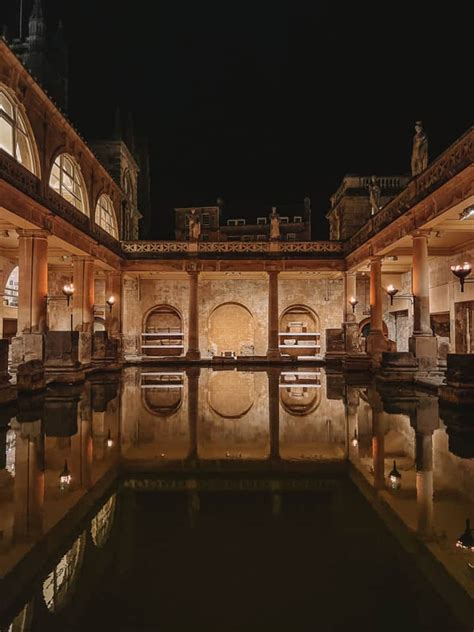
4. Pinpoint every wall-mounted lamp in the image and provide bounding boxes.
[59,460,71,490]
[106,429,114,448]
[106,295,115,312]
[386,284,414,306]
[450,262,474,292]
[456,518,474,551]
[458,204,474,221]
[62,283,74,307]
[348,297,358,313]
[388,460,402,490]
[351,429,358,448]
